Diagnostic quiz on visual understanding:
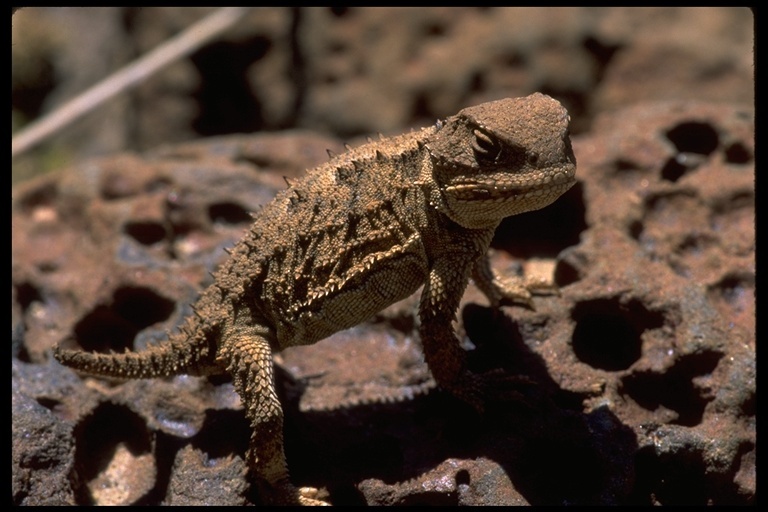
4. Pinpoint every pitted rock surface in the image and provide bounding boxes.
[12,100,753,505]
